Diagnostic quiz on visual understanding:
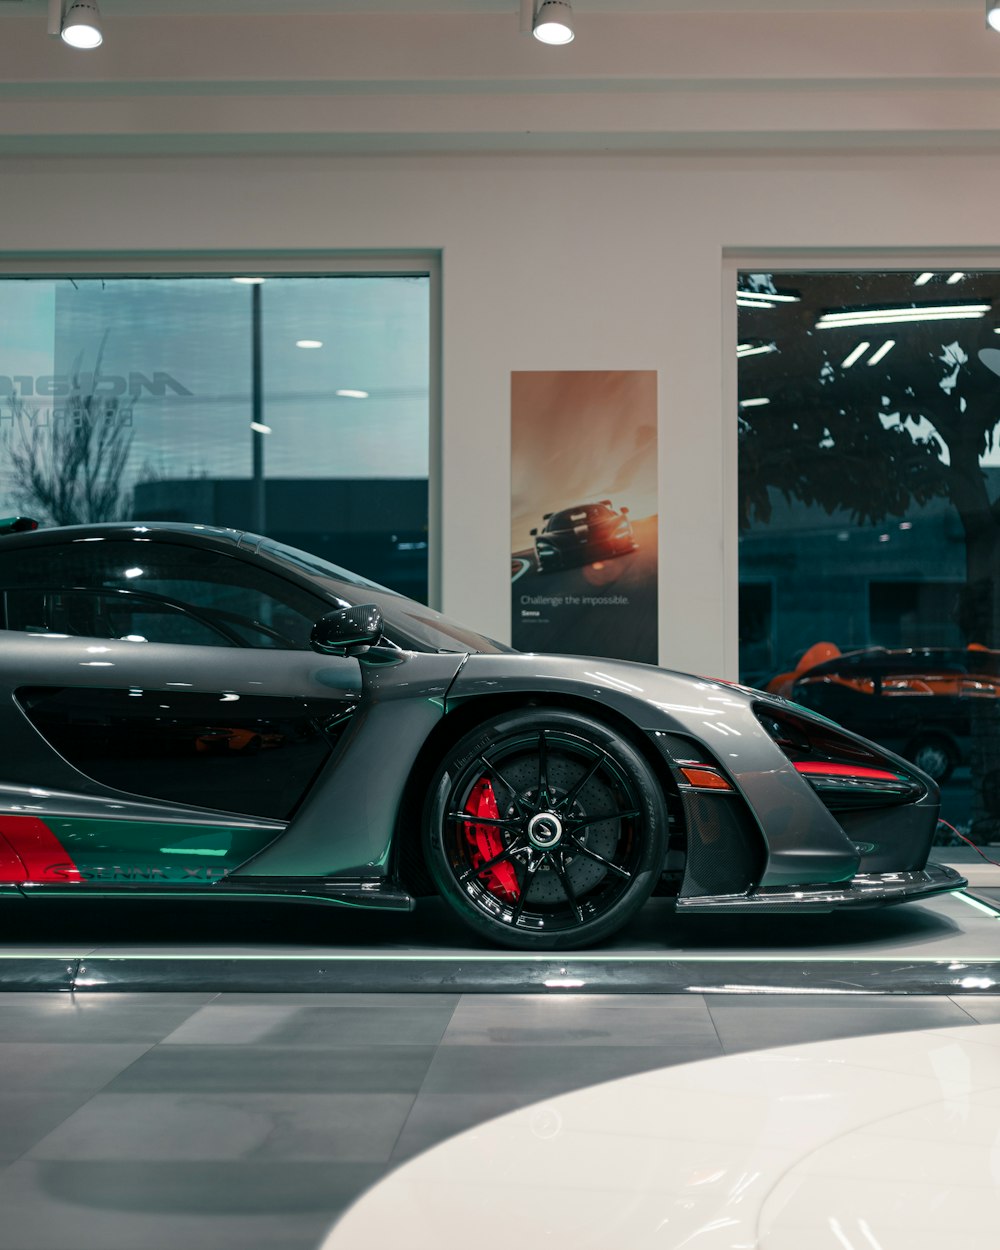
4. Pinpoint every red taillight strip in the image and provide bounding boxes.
[794,761,903,782]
